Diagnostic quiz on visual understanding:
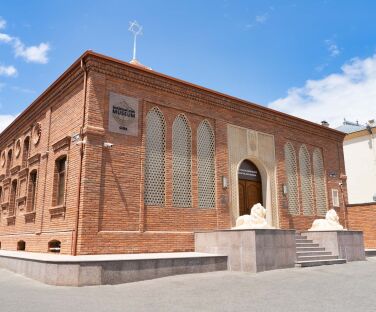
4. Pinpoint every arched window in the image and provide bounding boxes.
[313,148,327,216]
[48,240,61,253]
[284,142,299,215]
[197,120,215,208]
[172,114,192,207]
[55,156,67,206]
[22,137,30,168]
[299,145,314,215]
[28,170,38,212]
[6,149,12,176]
[144,107,166,206]
[17,240,26,251]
